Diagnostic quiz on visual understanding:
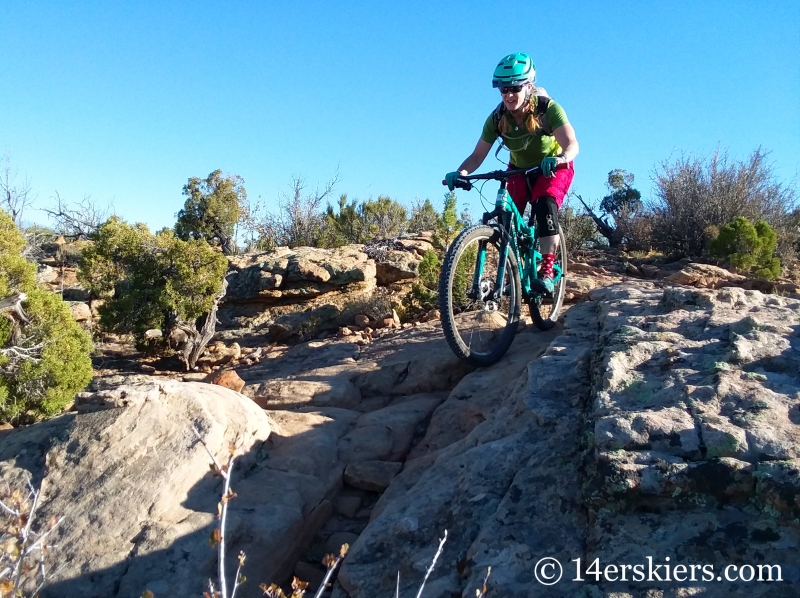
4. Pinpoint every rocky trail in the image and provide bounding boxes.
[337,283,800,598]
[4,242,800,597]
[1,303,559,596]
